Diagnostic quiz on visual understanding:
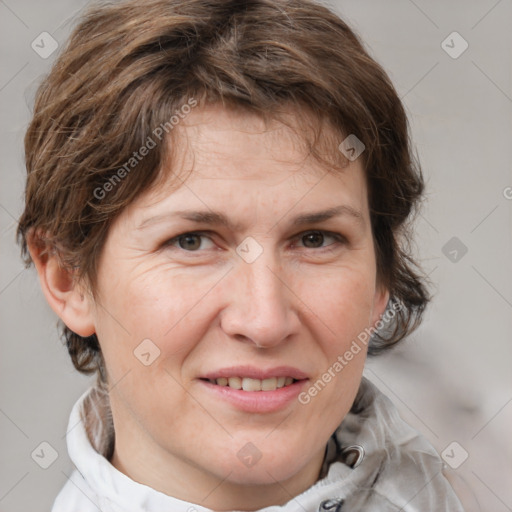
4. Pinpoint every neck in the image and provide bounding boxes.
[110,416,326,510]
